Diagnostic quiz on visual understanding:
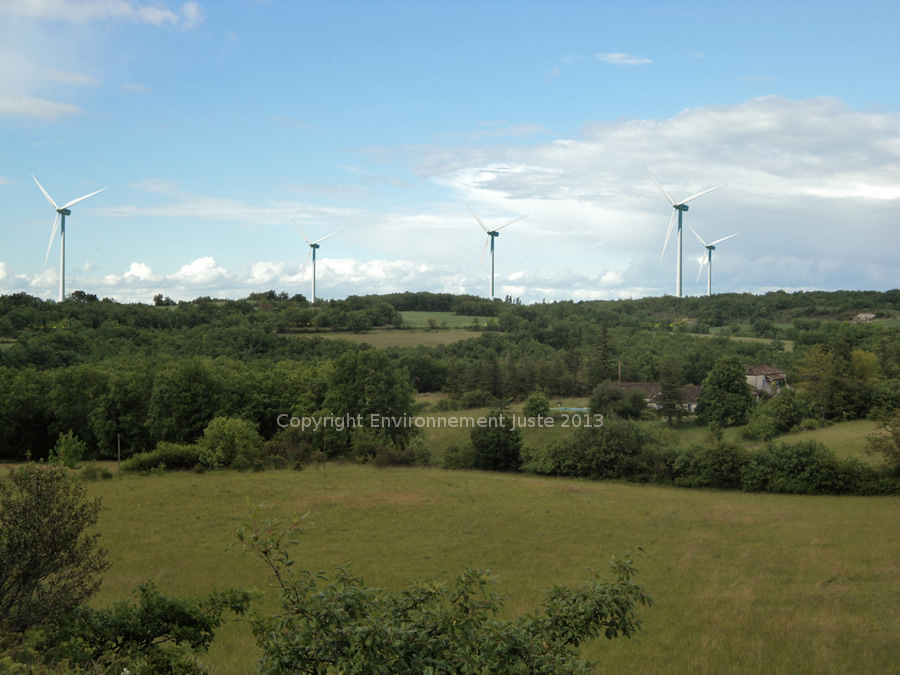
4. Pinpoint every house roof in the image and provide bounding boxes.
[745,365,786,378]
